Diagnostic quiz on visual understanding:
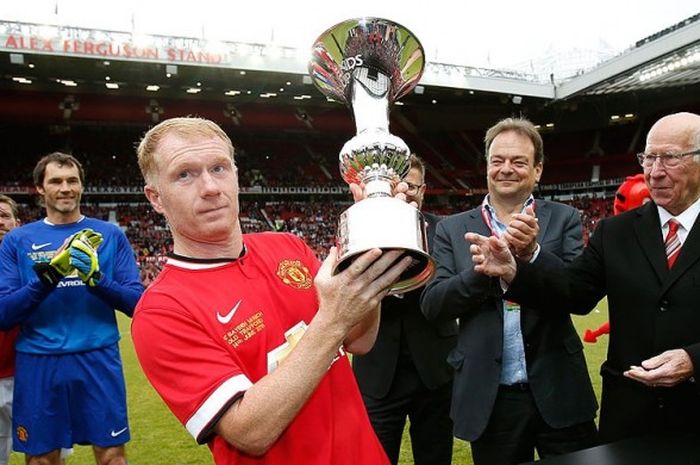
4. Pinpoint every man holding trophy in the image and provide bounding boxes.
[133,17,433,465]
